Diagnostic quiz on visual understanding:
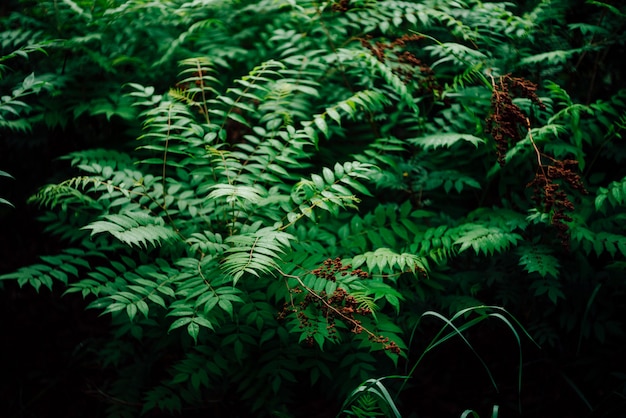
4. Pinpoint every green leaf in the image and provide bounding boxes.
[208,184,263,204]
[187,322,200,344]
[102,302,127,315]
[517,244,560,279]
[314,116,329,137]
[227,112,249,127]
[0,170,15,179]
[326,107,341,125]
[455,225,522,256]
[148,293,167,308]
[126,303,138,321]
[137,300,150,317]
[408,133,486,150]
[193,316,215,331]
[169,317,193,333]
